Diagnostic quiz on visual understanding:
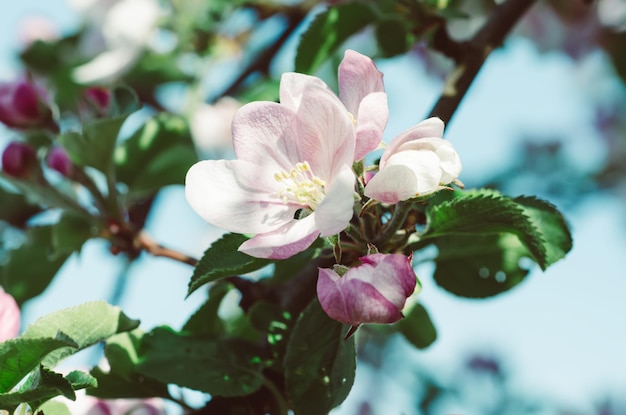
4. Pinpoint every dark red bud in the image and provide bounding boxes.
[84,87,110,116]
[0,79,55,130]
[1,141,38,178]
[46,146,73,177]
